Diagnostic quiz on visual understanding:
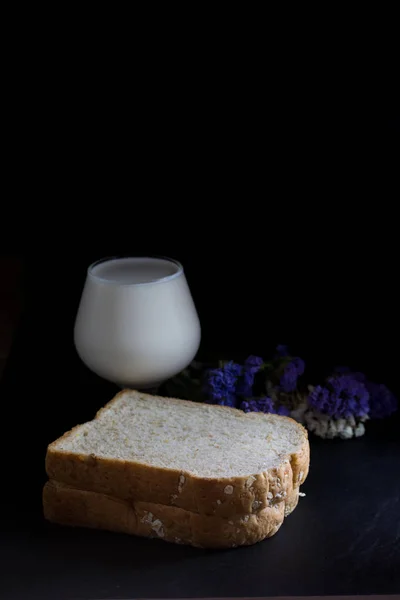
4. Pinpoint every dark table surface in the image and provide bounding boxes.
[1,320,400,600]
